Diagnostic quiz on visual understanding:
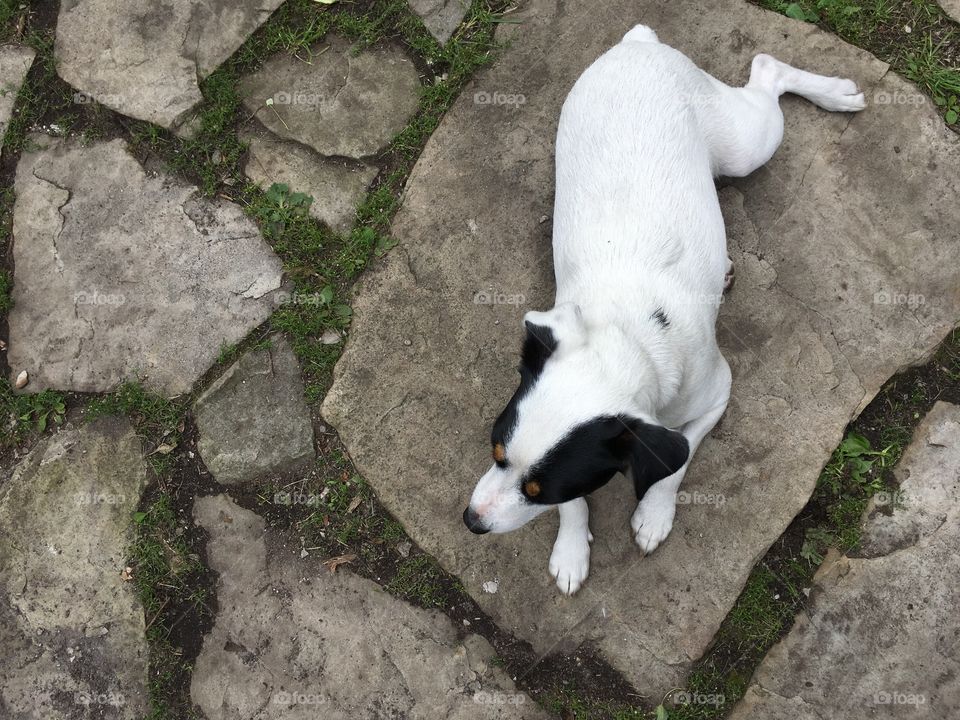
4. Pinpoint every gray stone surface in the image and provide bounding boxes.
[0,44,35,143]
[6,136,284,396]
[190,494,549,720]
[194,337,316,485]
[242,126,377,232]
[239,36,421,159]
[55,0,285,129]
[941,0,960,24]
[409,0,469,44]
[0,417,149,719]
[322,0,960,697]
[728,401,960,719]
